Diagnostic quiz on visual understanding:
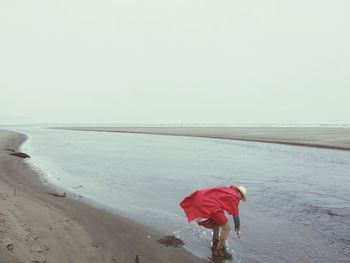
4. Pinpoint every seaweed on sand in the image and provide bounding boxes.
[158,235,184,247]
